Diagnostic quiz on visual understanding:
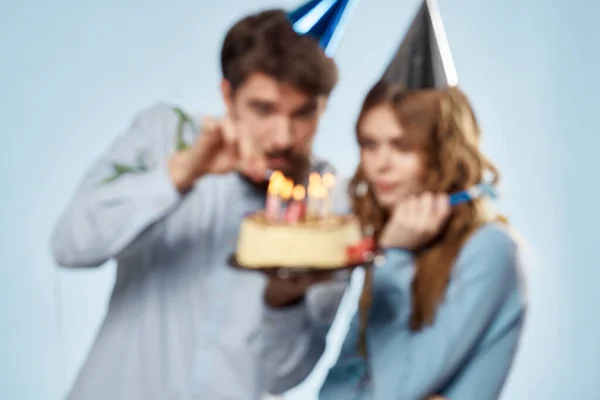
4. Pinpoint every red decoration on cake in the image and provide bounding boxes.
[346,237,376,264]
